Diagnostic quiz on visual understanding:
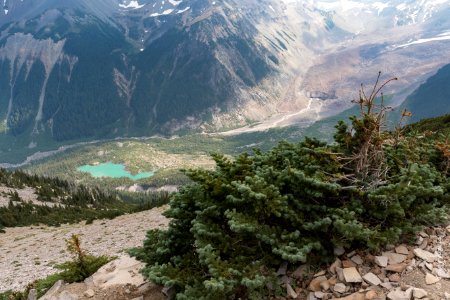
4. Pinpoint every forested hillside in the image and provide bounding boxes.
[400,64,450,123]
[0,169,169,232]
